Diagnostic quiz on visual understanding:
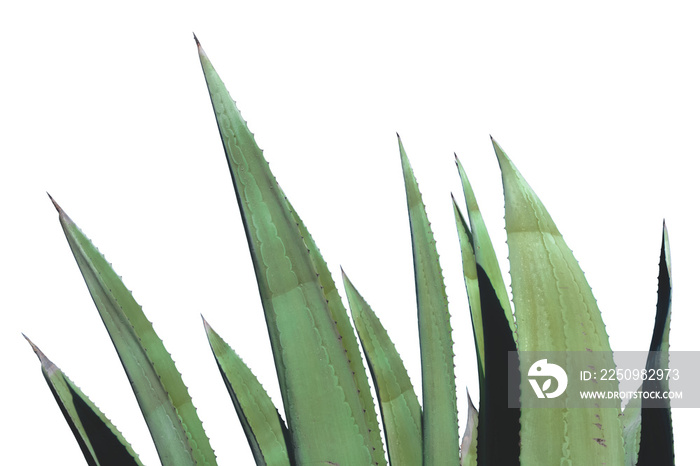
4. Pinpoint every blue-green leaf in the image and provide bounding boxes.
[26,336,144,466]
[203,319,291,466]
[398,135,458,465]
